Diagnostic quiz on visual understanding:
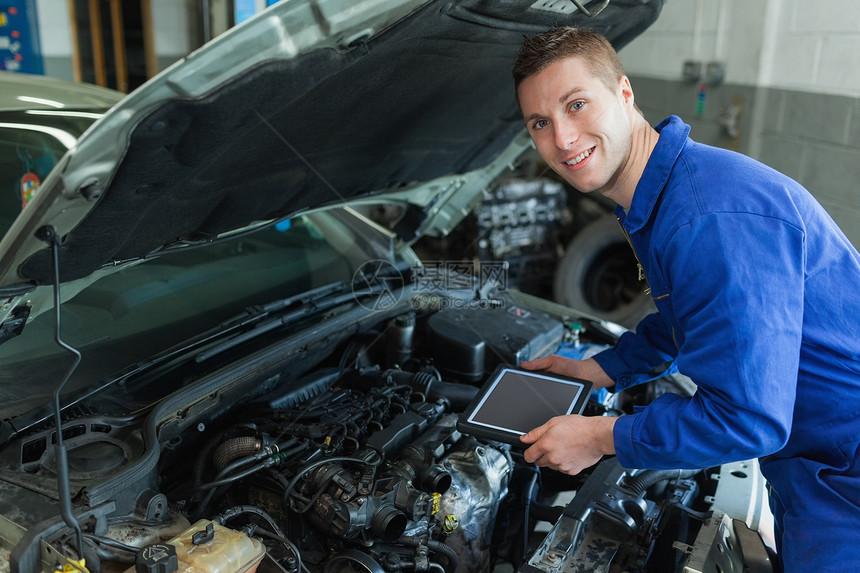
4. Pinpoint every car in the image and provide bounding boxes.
[0,2,774,573]
[0,71,124,242]
[407,160,656,329]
